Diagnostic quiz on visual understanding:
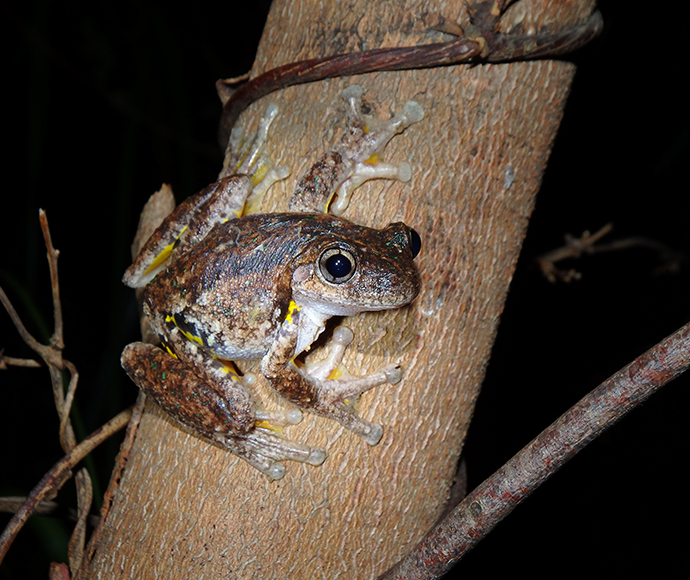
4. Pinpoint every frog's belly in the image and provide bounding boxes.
[206,339,270,362]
